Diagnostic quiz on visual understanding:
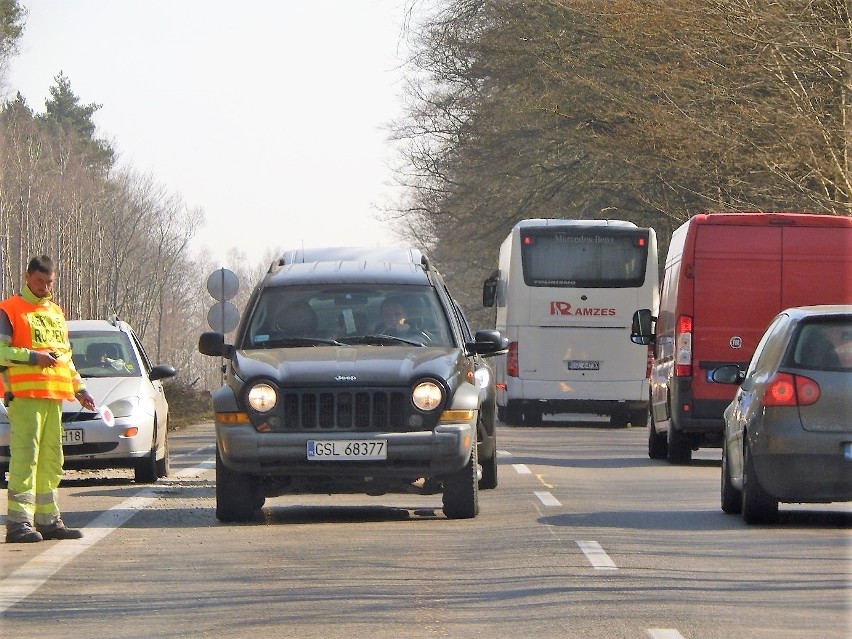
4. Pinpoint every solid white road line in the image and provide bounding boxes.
[534,491,562,507]
[0,490,159,614]
[0,457,214,616]
[647,630,686,639]
[576,540,618,570]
